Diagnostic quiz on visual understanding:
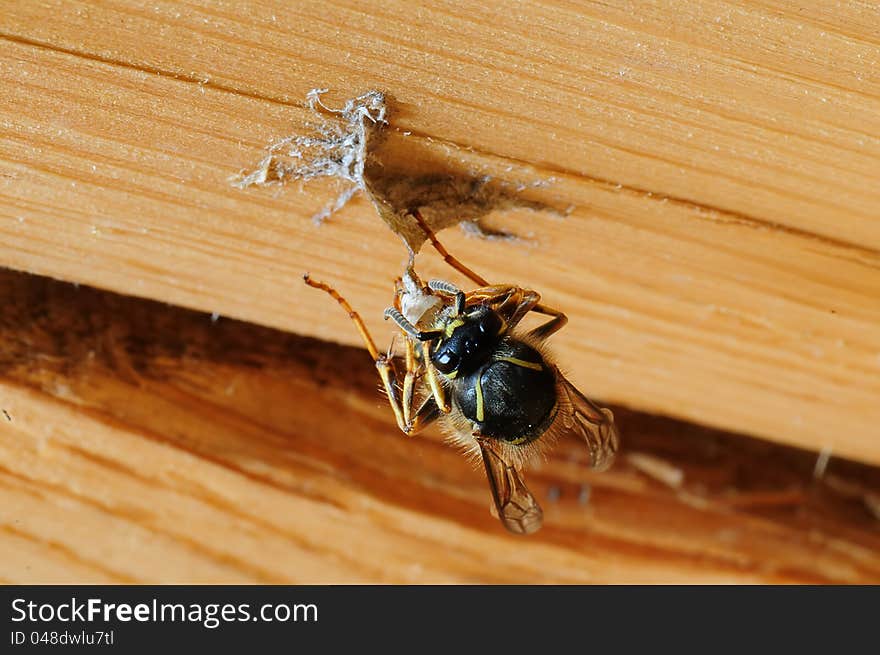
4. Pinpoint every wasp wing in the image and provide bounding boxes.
[556,369,620,471]
[476,437,543,535]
